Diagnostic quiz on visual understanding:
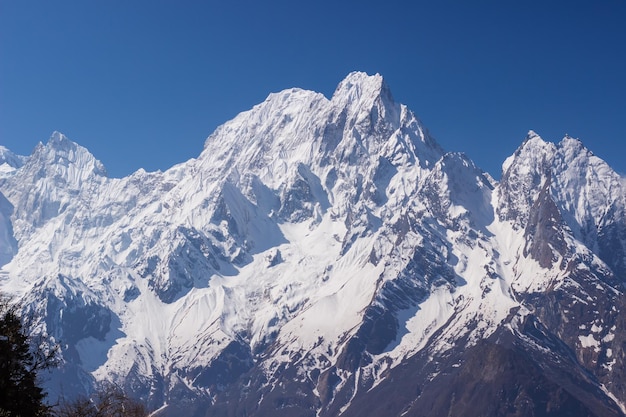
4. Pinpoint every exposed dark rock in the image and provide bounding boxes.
[342,334,623,417]
[523,173,568,268]
[188,341,253,389]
